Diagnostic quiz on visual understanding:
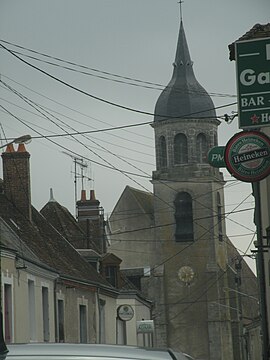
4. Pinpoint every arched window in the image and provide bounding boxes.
[217,192,223,241]
[174,192,194,241]
[174,133,188,164]
[196,133,208,163]
[159,136,167,168]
